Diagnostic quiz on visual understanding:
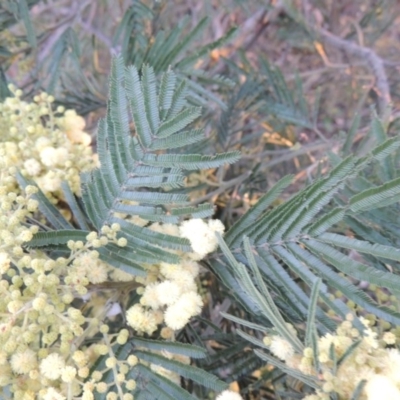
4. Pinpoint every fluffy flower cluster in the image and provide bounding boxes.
[0,86,96,199]
[126,219,225,334]
[264,315,400,400]
[0,87,227,398]
[0,166,140,398]
[179,218,225,260]
[0,162,225,398]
